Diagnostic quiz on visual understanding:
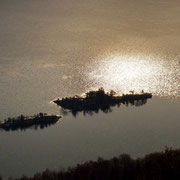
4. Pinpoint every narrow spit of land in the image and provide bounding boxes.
[53,88,152,112]
[0,113,61,131]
